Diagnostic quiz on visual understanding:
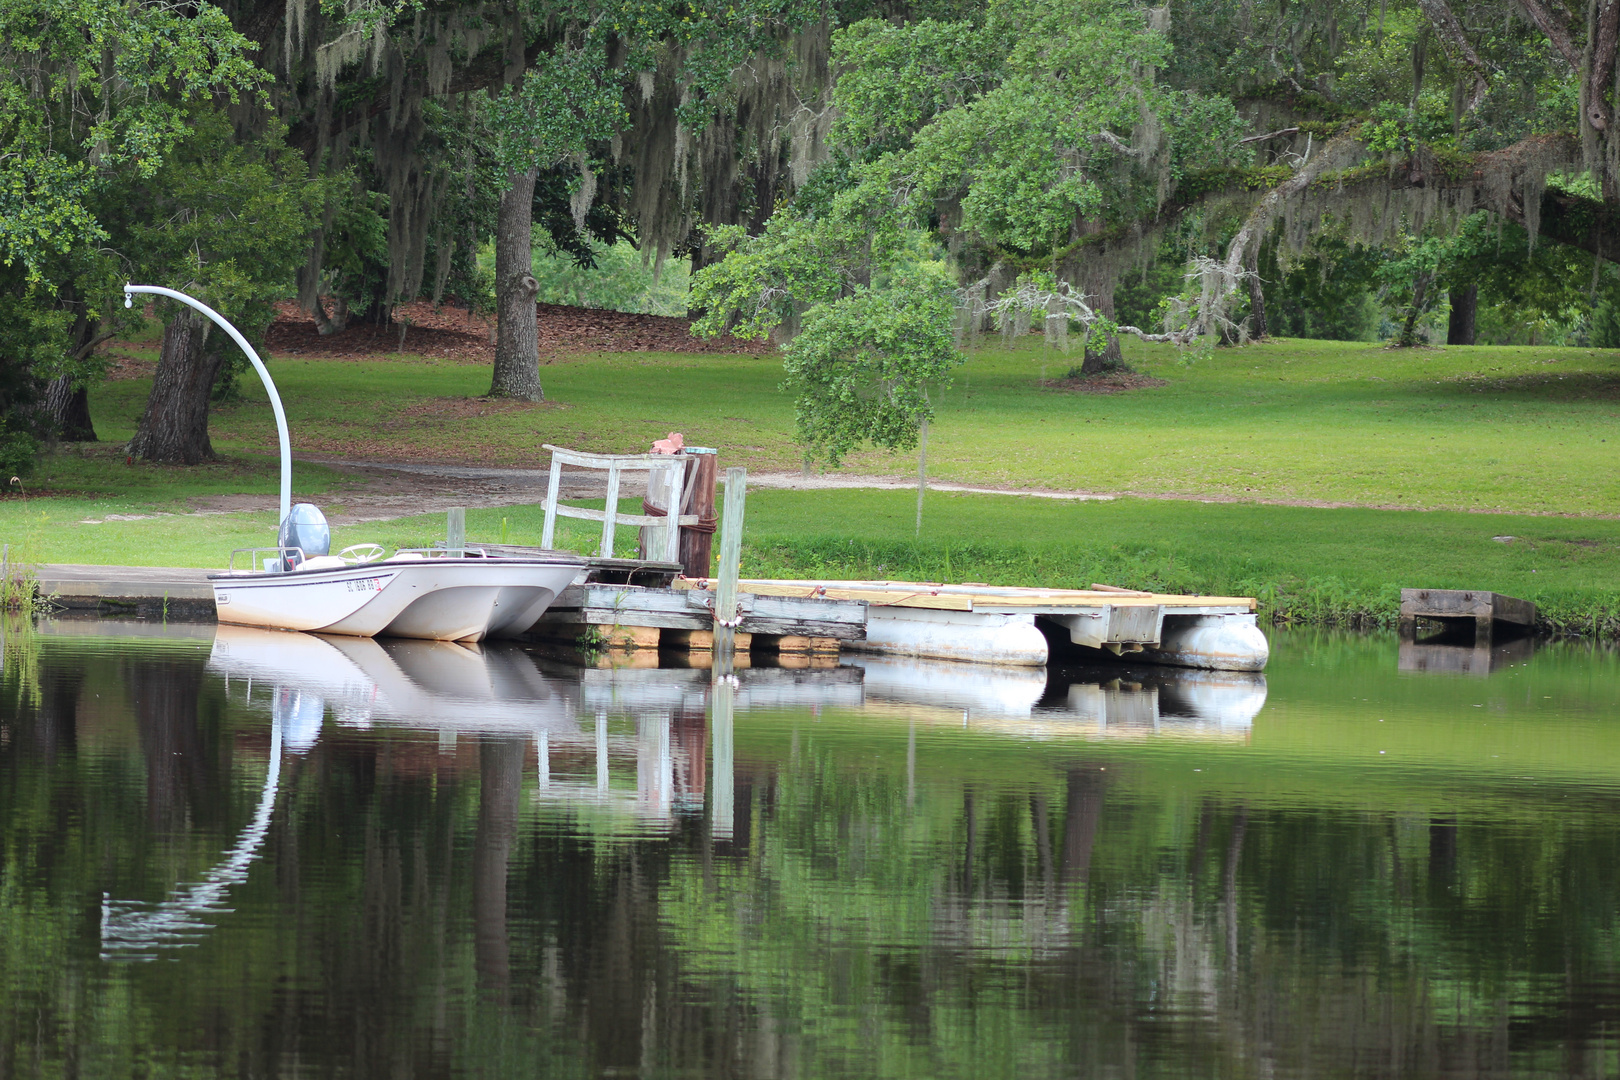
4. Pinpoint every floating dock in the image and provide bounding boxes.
[671,579,1266,669]
[28,564,1268,670]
